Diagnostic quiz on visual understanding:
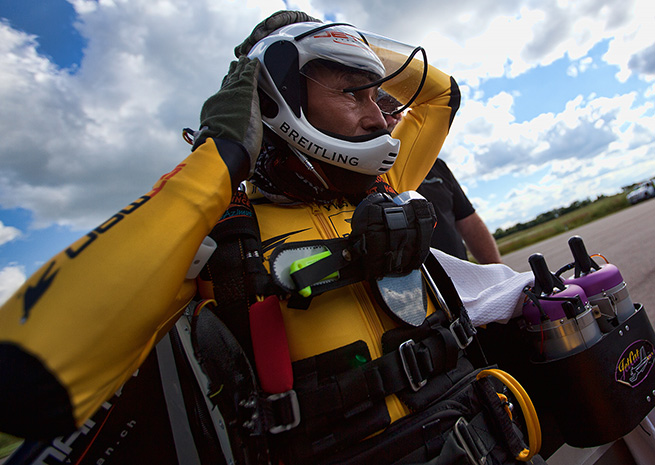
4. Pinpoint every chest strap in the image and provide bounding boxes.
[294,312,460,424]
[234,310,462,442]
[269,192,437,300]
[423,252,477,349]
